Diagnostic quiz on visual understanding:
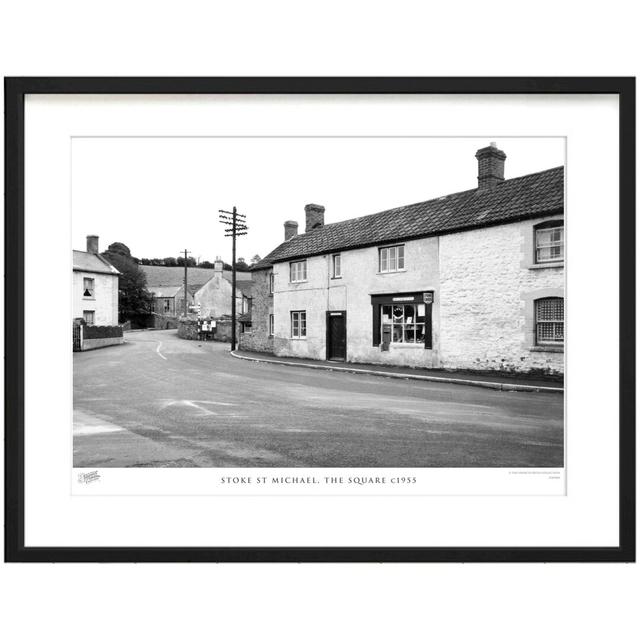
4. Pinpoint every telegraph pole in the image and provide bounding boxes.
[180,249,191,317]
[218,207,248,351]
